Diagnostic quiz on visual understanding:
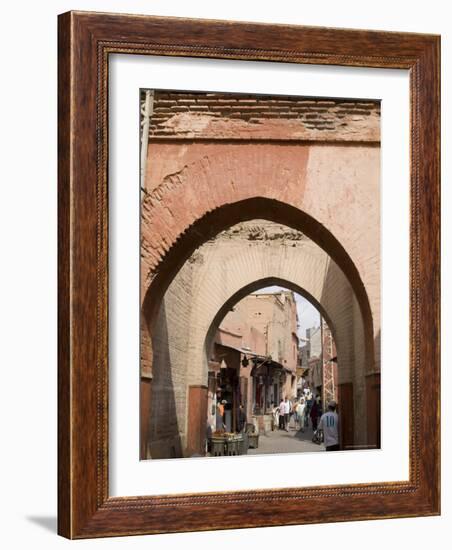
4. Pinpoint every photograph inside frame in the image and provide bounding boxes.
[139,89,381,460]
